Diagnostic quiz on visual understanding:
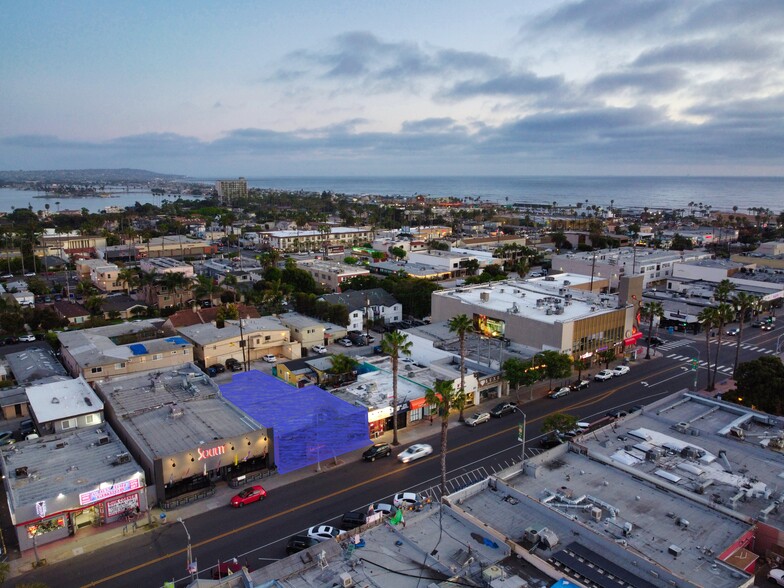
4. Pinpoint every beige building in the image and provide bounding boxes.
[40,229,108,258]
[57,321,194,383]
[431,275,638,361]
[265,227,372,252]
[296,259,370,292]
[140,235,214,259]
[215,177,248,204]
[278,312,326,349]
[176,317,302,368]
[75,259,124,293]
[138,257,195,308]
